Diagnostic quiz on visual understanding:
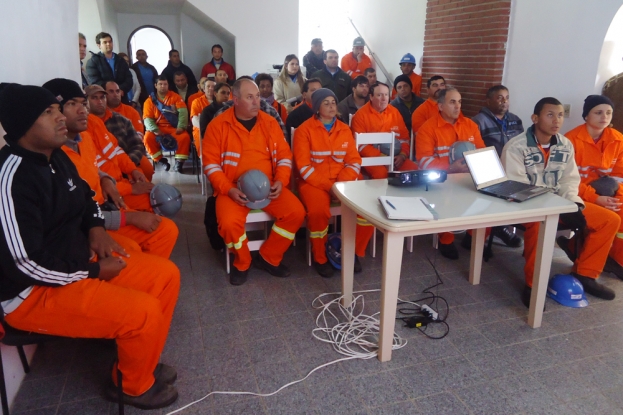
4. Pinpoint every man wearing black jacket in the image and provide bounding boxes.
[131,49,158,106]
[311,50,352,103]
[86,32,133,103]
[0,84,180,410]
[160,49,197,91]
